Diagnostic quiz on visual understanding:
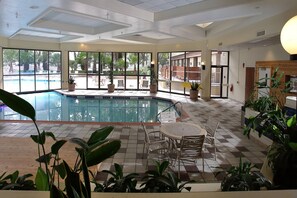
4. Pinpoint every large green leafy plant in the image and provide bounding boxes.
[140,161,192,192]
[245,67,291,112]
[92,161,193,193]
[220,158,273,191]
[0,89,121,197]
[93,163,139,192]
[244,68,297,189]
[0,171,35,190]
